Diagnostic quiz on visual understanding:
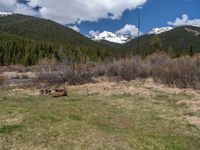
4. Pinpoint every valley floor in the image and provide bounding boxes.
[0,78,200,150]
